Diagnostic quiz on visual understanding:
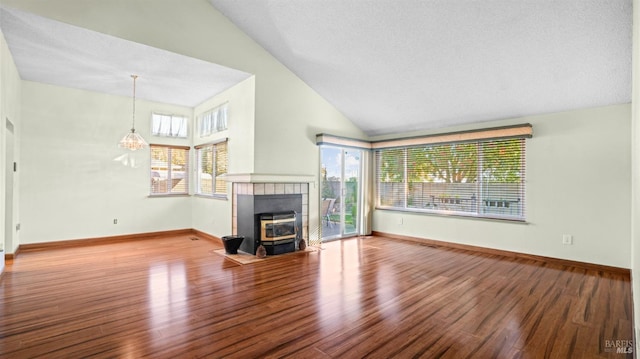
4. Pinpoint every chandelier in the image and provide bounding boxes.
[118,75,148,151]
